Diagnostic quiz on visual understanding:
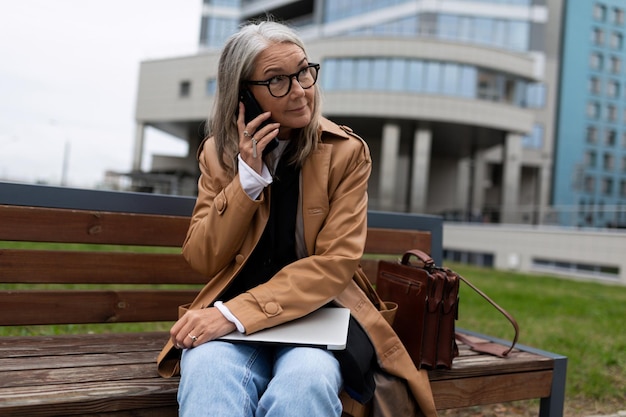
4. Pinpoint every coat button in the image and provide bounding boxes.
[215,197,225,212]
[235,254,245,264]
[264,302,279,315]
